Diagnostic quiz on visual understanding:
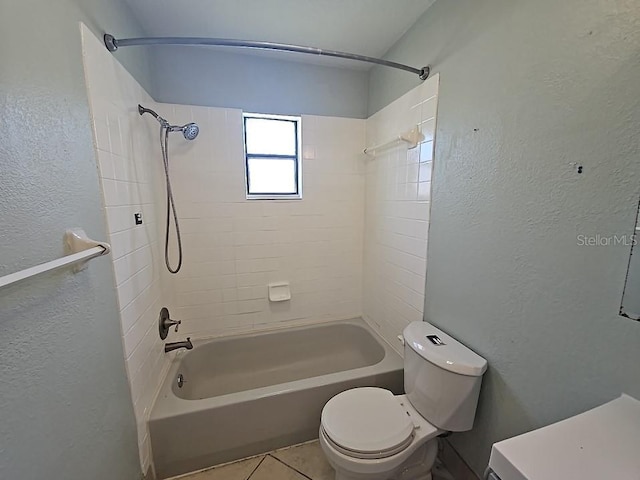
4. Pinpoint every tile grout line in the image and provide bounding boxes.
[245,455,267,480]
[268,454,314,480]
